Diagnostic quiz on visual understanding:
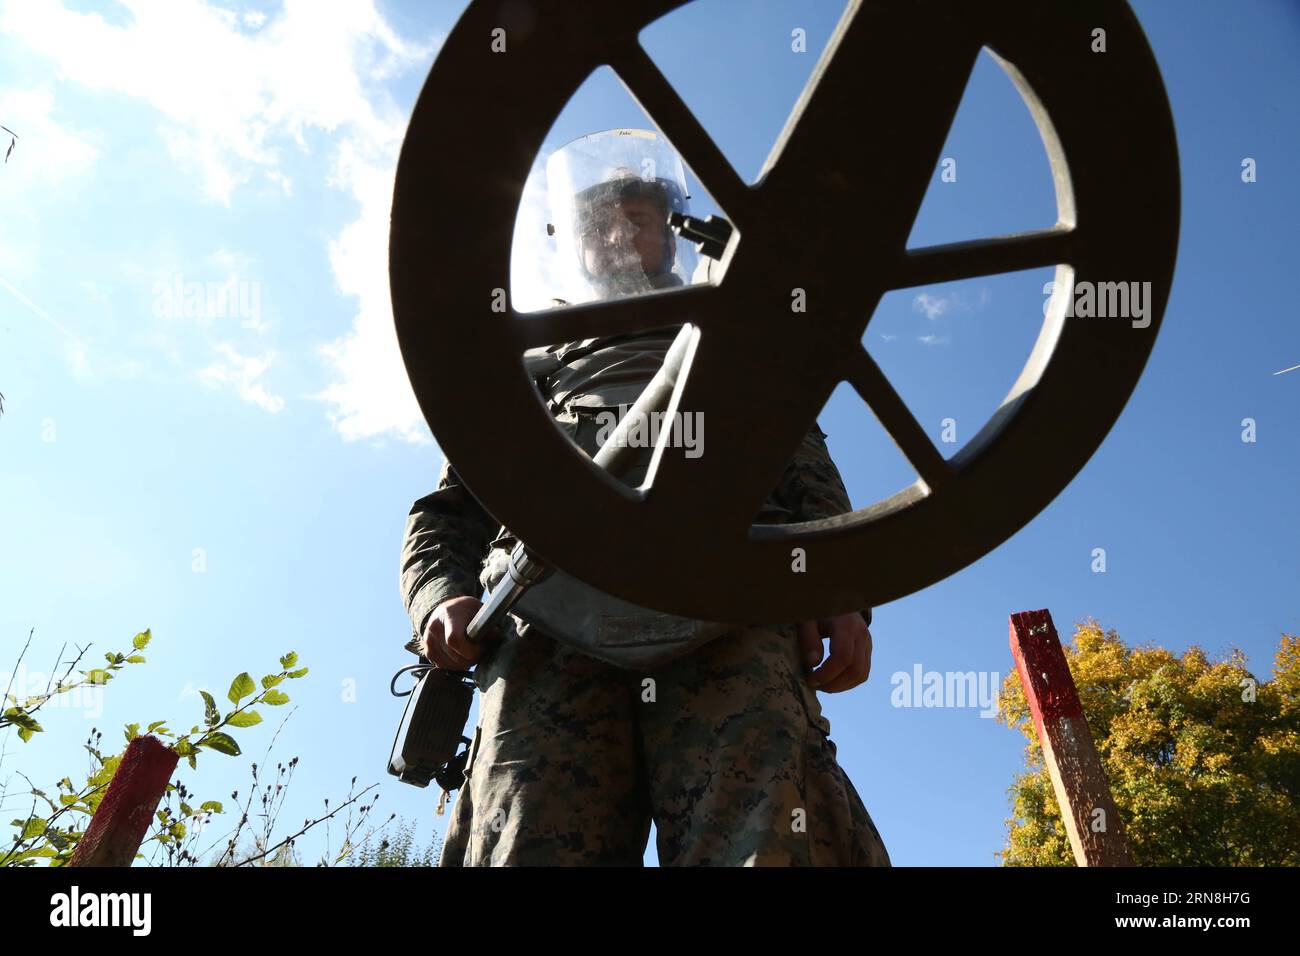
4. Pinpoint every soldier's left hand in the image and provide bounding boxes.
[798,613,872,693]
